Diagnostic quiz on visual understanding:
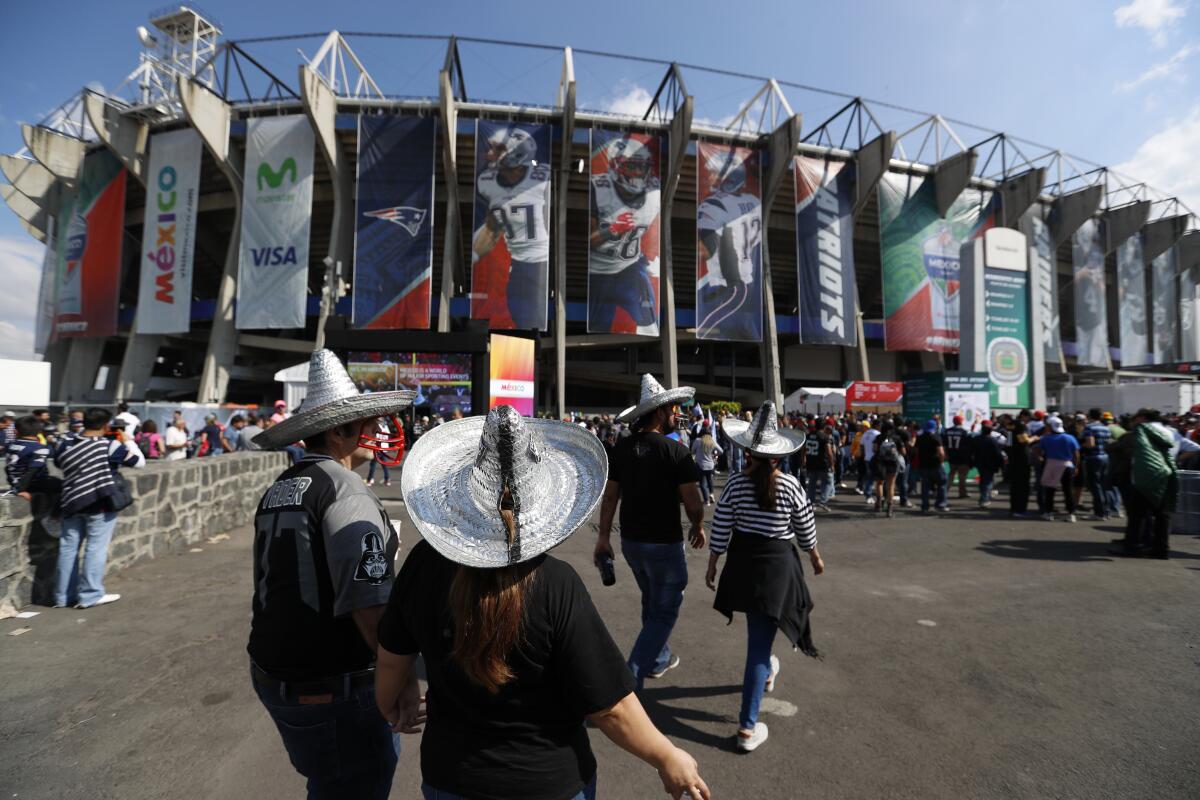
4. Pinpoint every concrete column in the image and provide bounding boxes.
[437,71,464,333]
[59,338,105,404]
[931,151,978,218]
[178,77,242,403]
[759,115,801,412]
[1049,185,1103,248]
[0,155,57,208]
[850,131,897,381]
[997,167,1046,229]
[22,123,84,186]
[0,185,48,234]
[659,97,693,389]
[554,49,576,419]
[1102,200,1150,253]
